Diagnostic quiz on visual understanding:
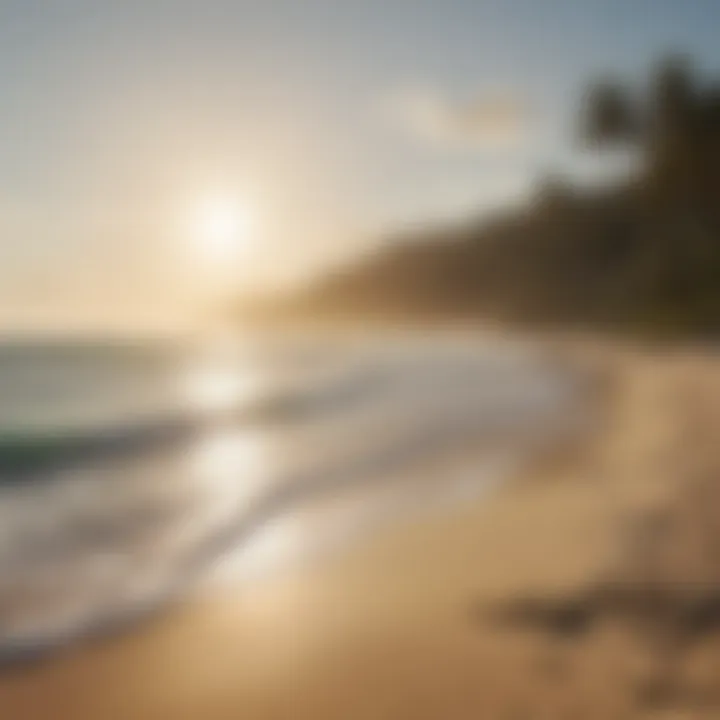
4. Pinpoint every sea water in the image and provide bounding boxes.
[0,330,585,658]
